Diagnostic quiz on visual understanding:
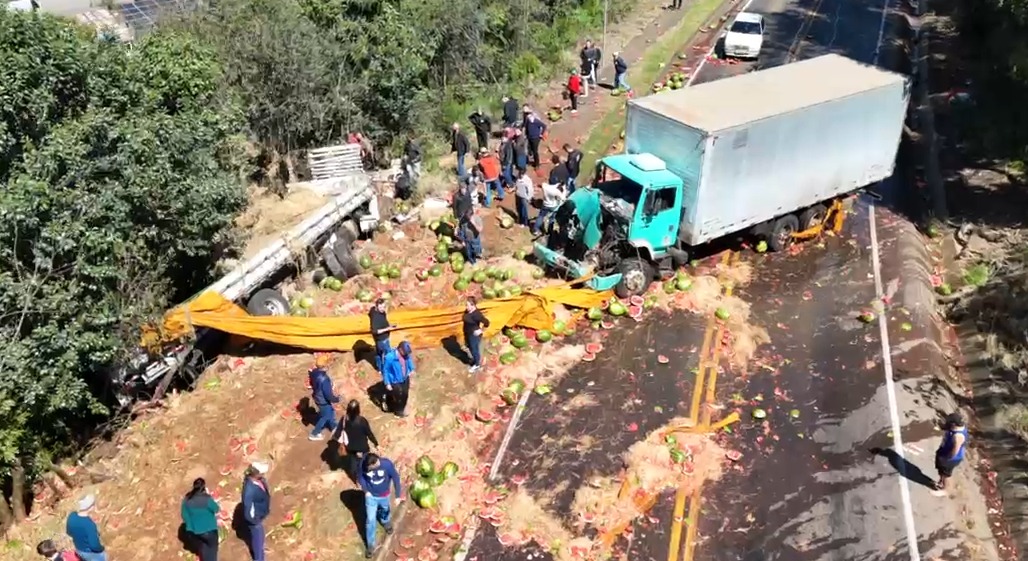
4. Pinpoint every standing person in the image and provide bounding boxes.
[358,453,403,559]
[564,143,584,193]
[35,539,77,561]
[514,168,534,227]
[381,341,415,417]
[457,208,484,266]
[521,104,532,130]
[547,154,570,188]
[476,147,504,207]
[181,478,220,561]
[613,52,632,93]
[368,298,398,372]
[403,133,422,185]
[934,412,969,492]
[566,69,583,113]
[468,108,492,151]
[454,174,475,220]
[462,297,490,373]
[337,400,380,483]
[580,39,601,92]
[450,123,471,177]
[499,129,515,189]
[501,95,520,128]
[513,129,529,174]
[307,355,341,441]
[65,495,107,561]
[524,113,547,169]
[533,180,566,236]
[241,462,271,561]
[355,132,376,169]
